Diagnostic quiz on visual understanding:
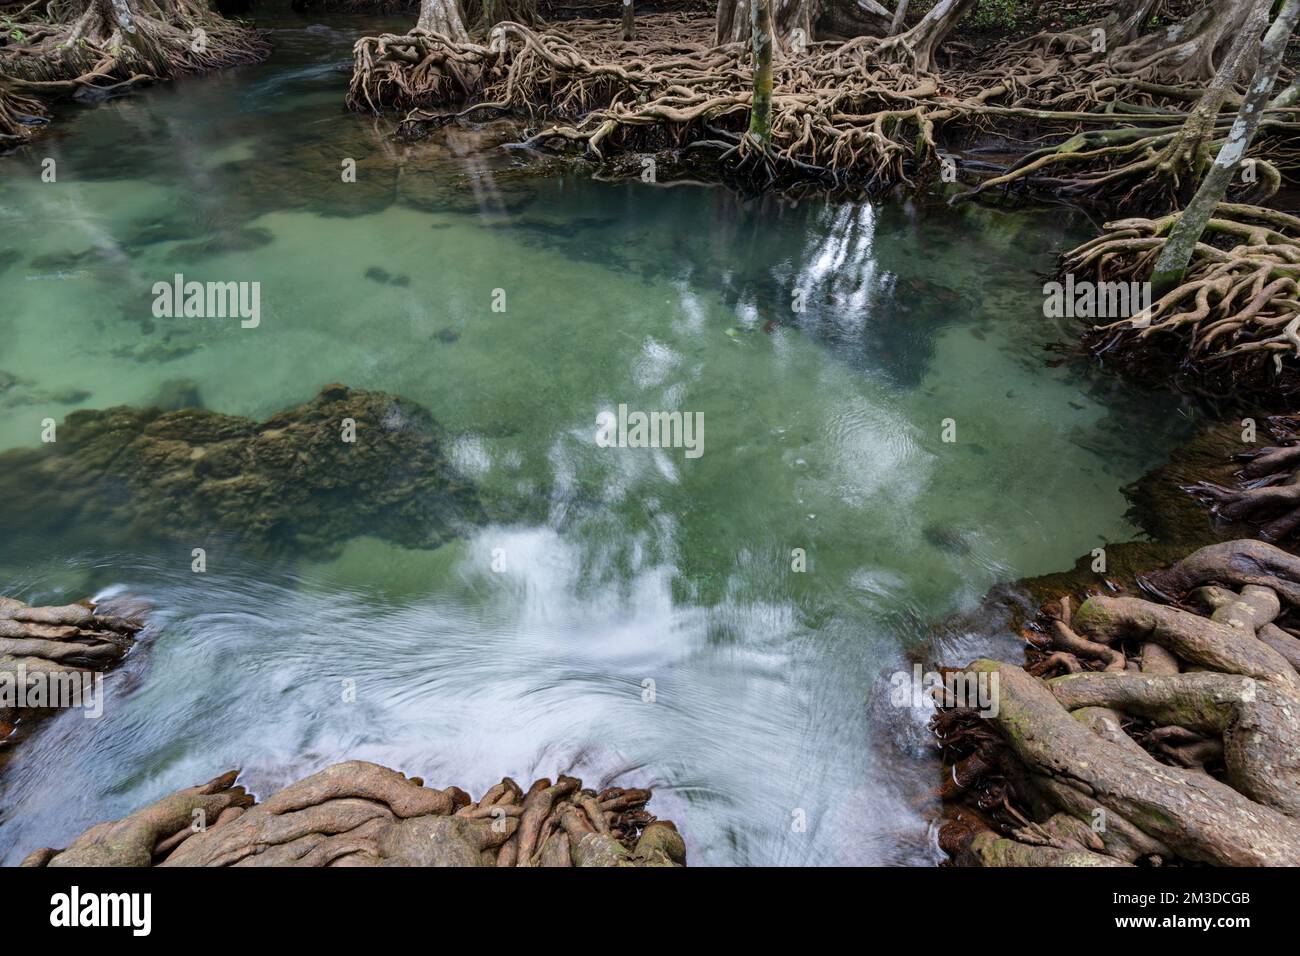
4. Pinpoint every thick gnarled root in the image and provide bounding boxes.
[935,539,1300,866]
[22,759,686,867]
[0,595,141,747]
